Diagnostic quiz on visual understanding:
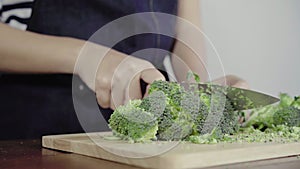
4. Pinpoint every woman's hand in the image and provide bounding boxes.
[95,50,165,110]
[211,75,249,89]
[76,44,165,110]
